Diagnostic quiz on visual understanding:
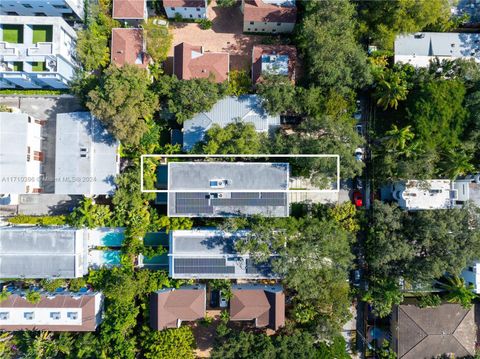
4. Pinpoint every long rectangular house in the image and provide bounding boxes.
[168,229,279,279]
[165,162,290,217]
[0,292,104,332]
